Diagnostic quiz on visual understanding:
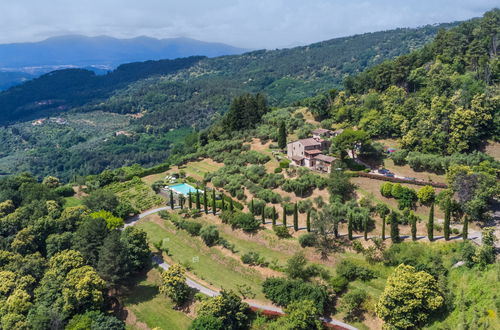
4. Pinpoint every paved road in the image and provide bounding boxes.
[129,206,358,330]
